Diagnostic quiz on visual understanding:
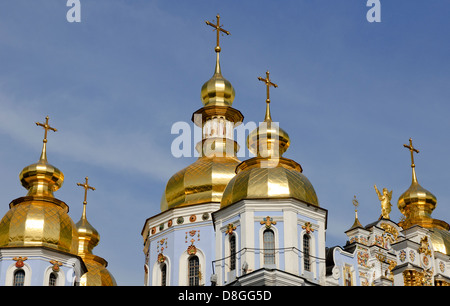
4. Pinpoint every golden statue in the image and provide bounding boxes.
[374,185,393,220]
